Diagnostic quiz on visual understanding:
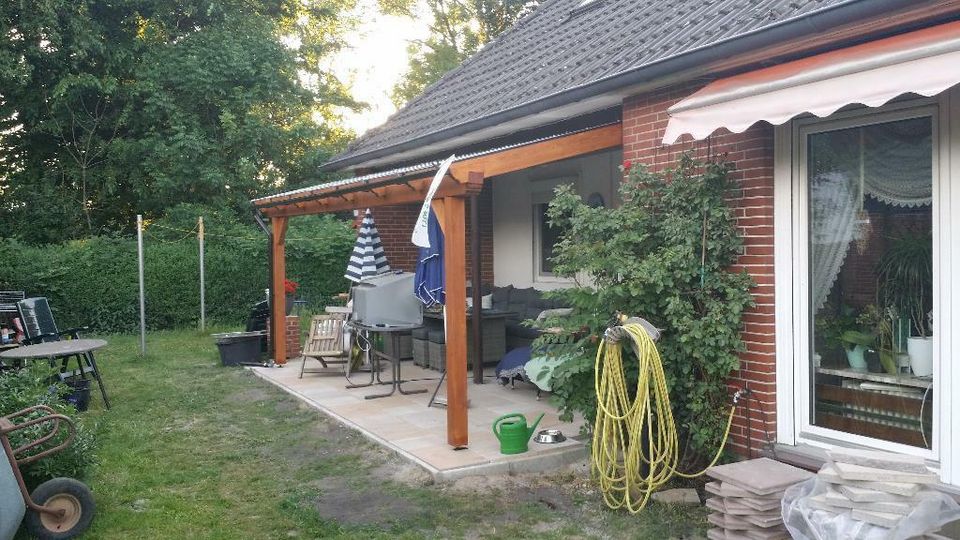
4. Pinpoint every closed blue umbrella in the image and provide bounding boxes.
[414,209,444,306]
[345,209,391,283]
